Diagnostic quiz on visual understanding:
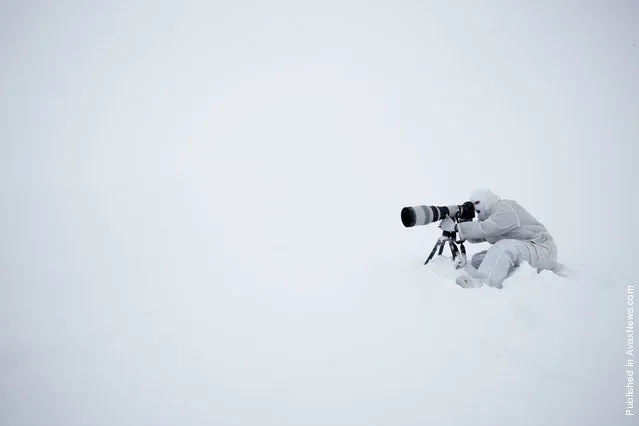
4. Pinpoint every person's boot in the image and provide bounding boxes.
[455,275,484,288]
